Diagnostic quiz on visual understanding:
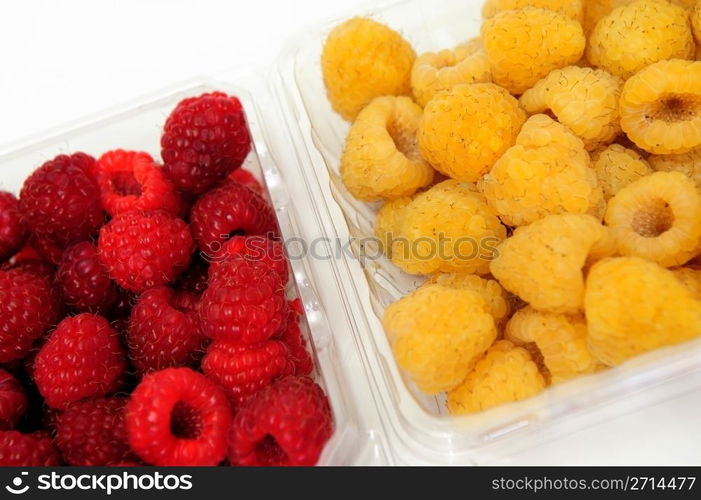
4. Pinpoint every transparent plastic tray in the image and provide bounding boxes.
[0,71,388,466]
[271,0,701,464]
